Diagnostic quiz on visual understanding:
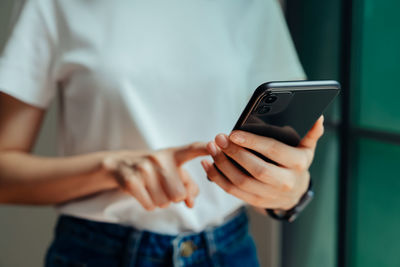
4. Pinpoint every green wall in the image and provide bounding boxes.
[282,1,342,267]
[348,138,400,267]
[347,0,400,266]
[351,0,400,133]
[283,0,400,267]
